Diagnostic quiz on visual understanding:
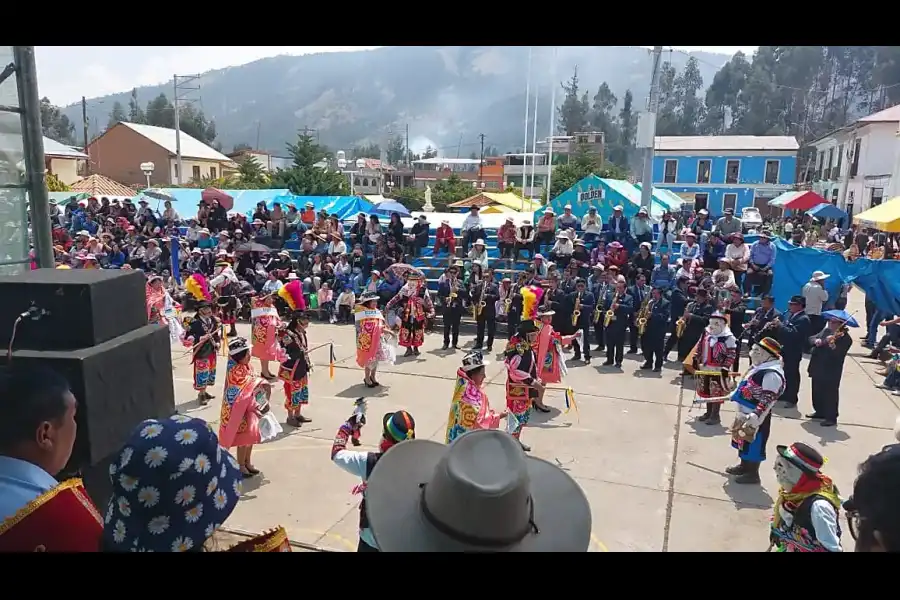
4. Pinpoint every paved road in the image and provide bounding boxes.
[170,290,897,552]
